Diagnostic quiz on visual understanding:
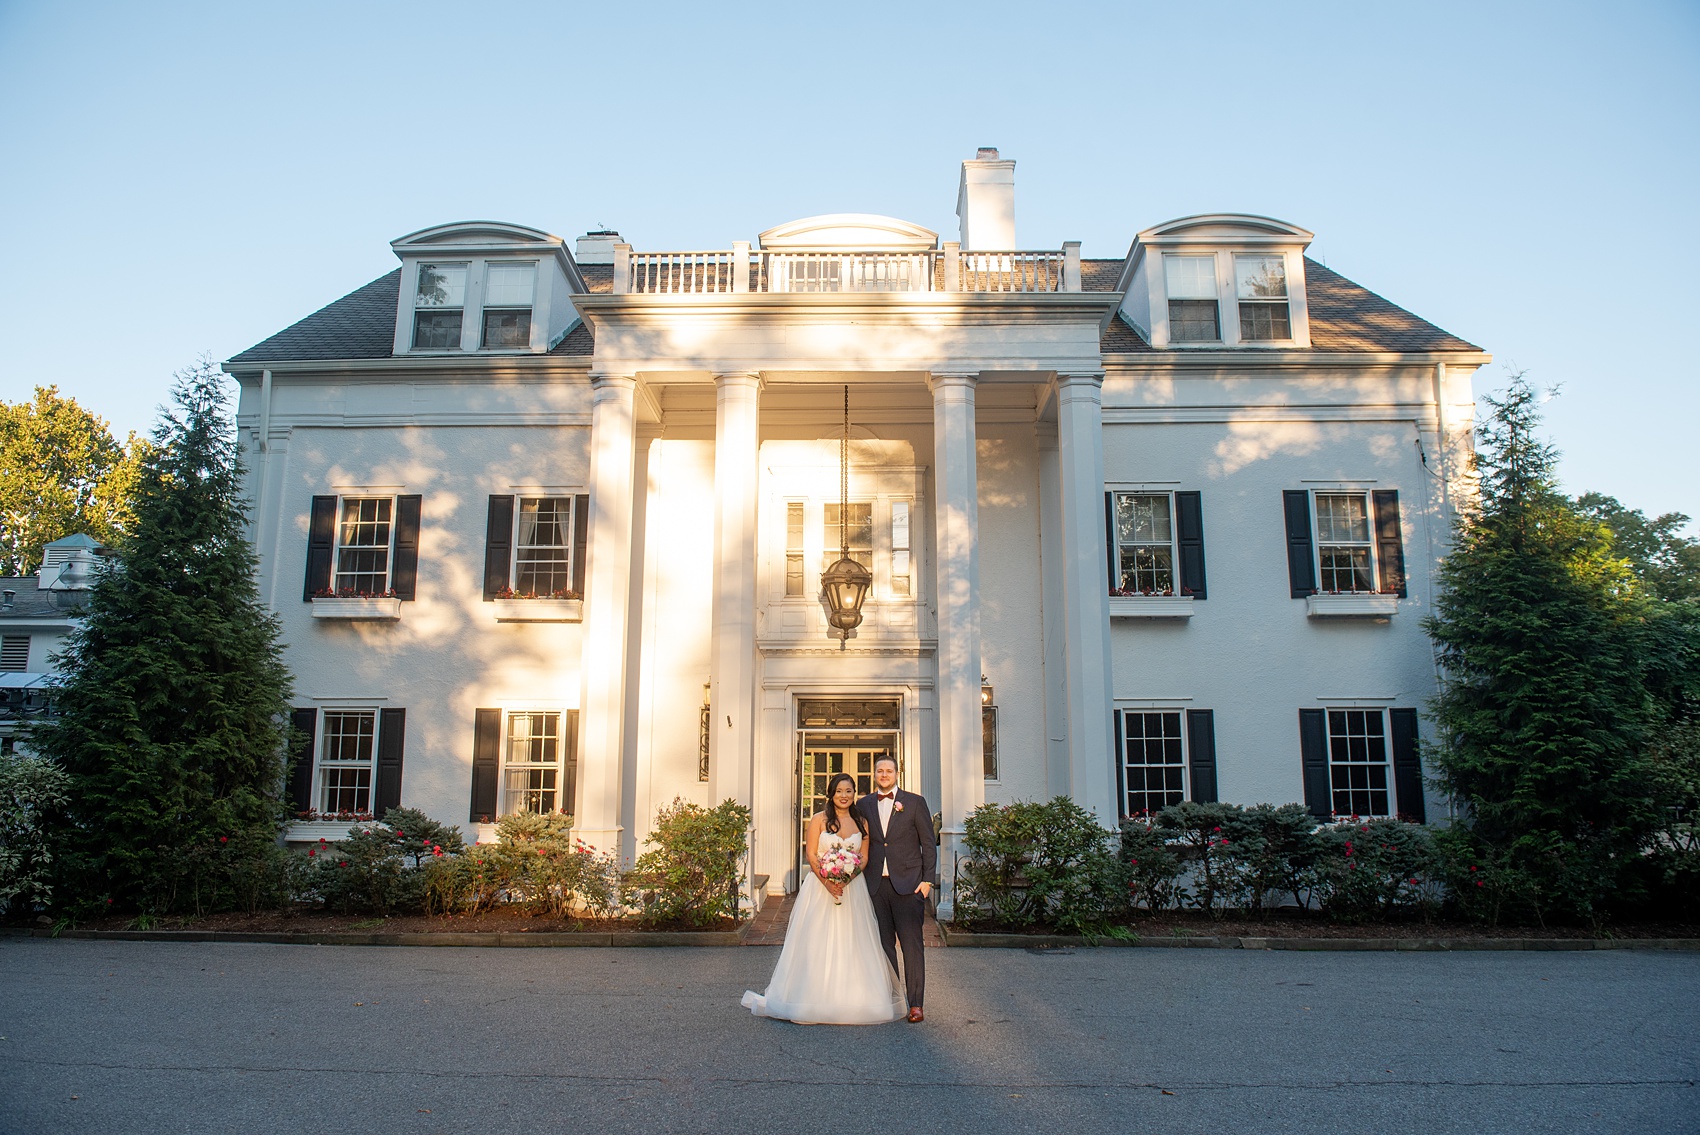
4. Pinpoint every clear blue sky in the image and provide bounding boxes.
[1,0,1695,529]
